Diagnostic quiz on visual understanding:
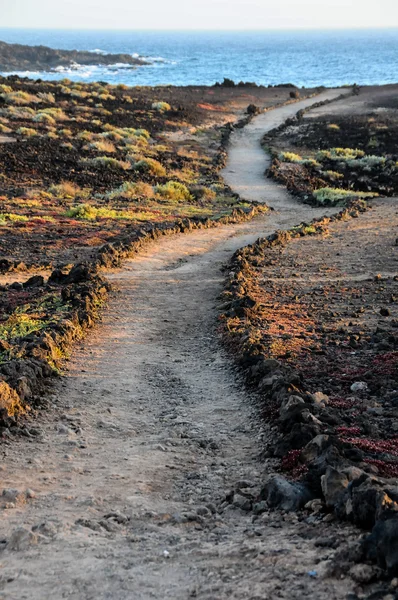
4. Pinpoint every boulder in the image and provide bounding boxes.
[23,275,44,289]
[365,515,398,573]
[301,434,332,463]
[259,475,313,512]
[321,467,349,508]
